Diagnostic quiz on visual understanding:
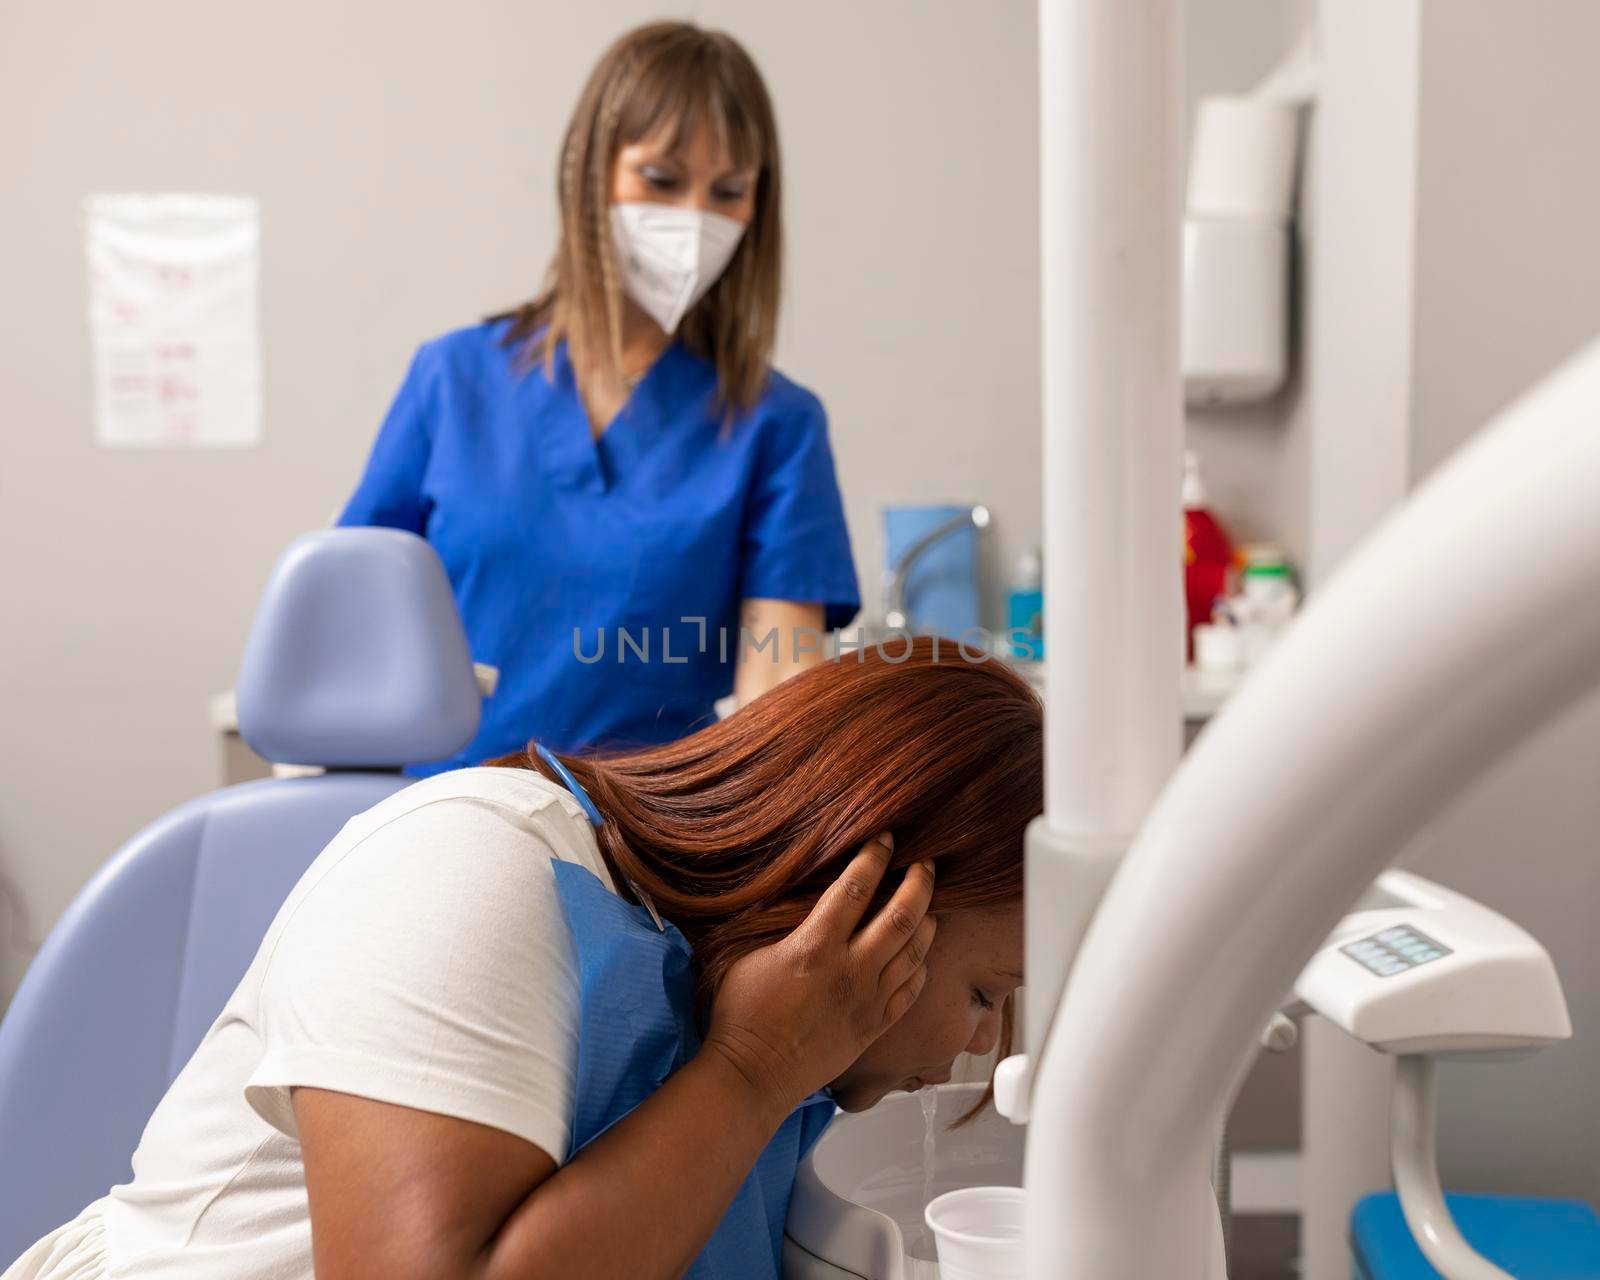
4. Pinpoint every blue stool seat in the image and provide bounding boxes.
[1351,1191,1600,1279]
